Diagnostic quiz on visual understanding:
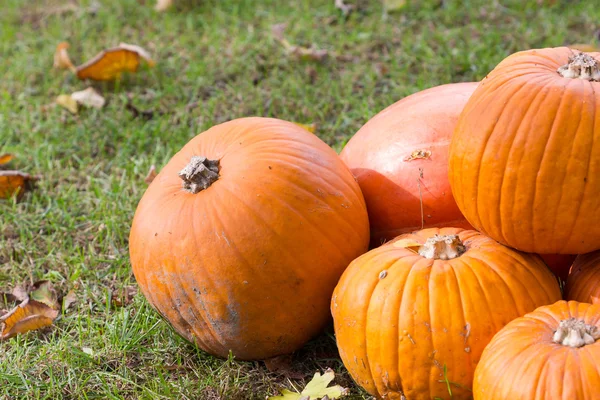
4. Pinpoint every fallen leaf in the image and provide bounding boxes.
[393,238,422,253]
[269,369,348,400]
[272,24,331,62]
[62,289,77,311]
[76,43,155,81]
[30,281,59,310]
[0,171,39,200]
[56,94,78,114]
[71,87,105,109]
[12,286,29,302]
[568,44,600,52]
[53,42,76,72]
[82,347,94,356]
[383,0,408,12]
[0,154,14,166]
[335,0,354,14]
[155,0,174,11]
[0,298,59,340]
[293,122,317,134]
[144,165,158,184]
